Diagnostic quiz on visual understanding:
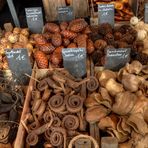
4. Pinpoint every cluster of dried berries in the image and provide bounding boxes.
[90,23,137,66]
[33,19,95,69]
